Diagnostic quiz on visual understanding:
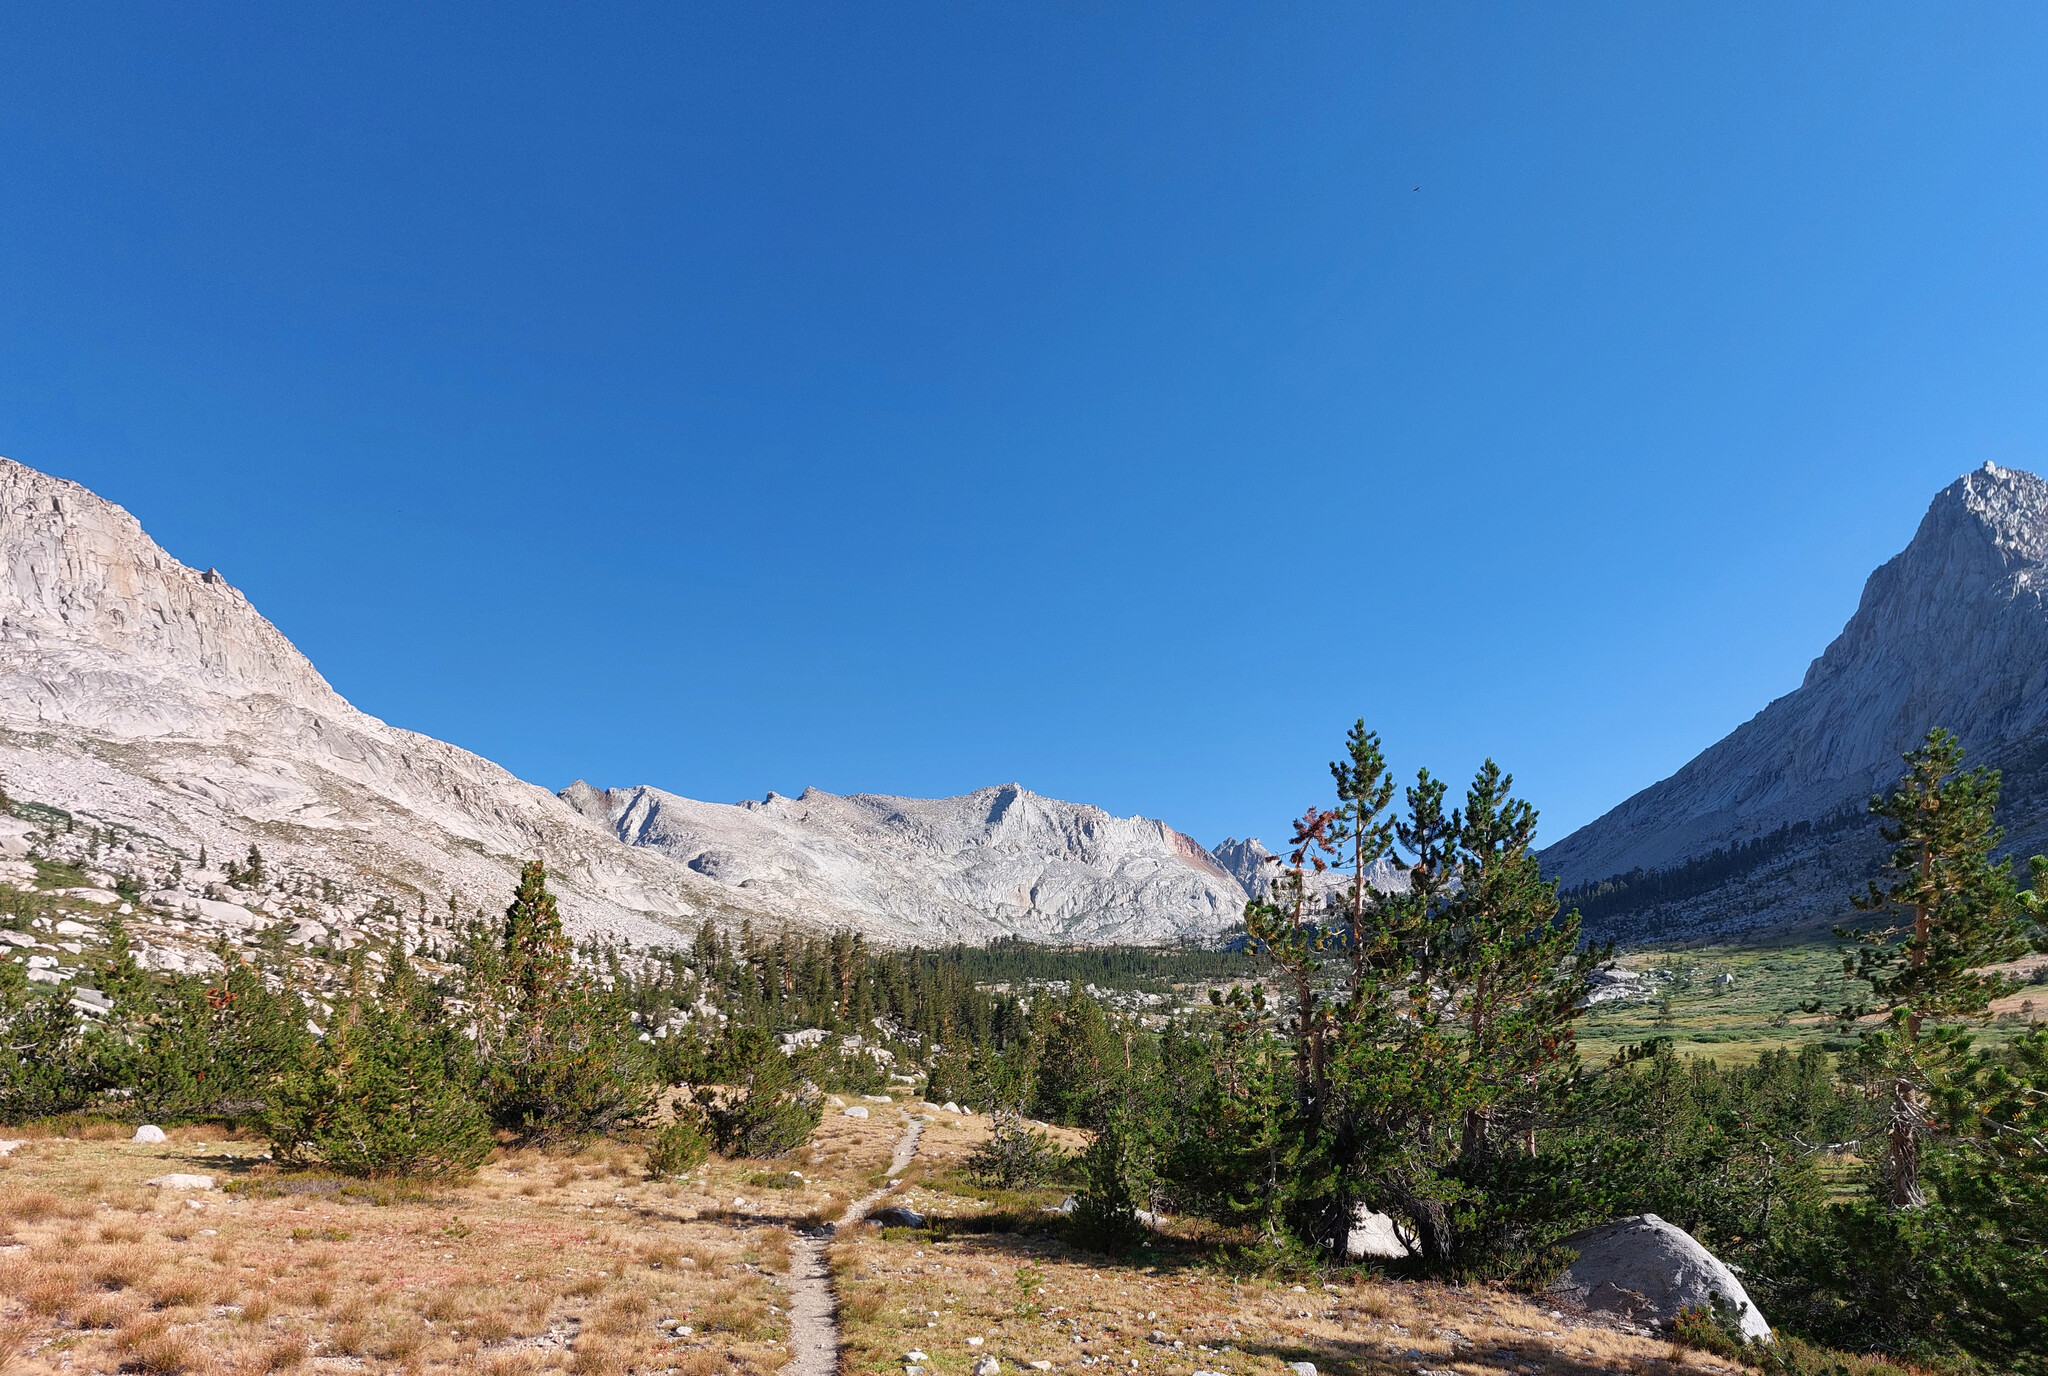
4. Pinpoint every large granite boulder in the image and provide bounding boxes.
[1345,1206,1415,1259]
[1552,1214,1770,1342]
